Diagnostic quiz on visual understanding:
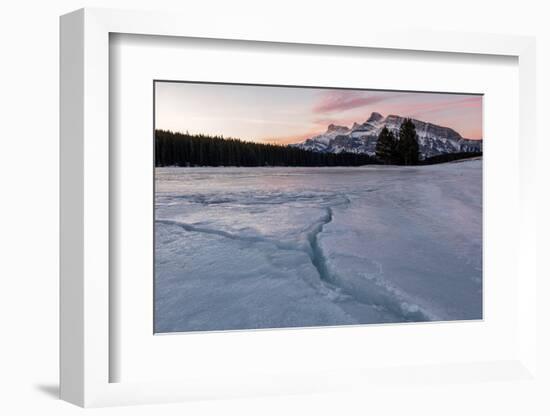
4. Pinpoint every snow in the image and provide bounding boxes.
[155,159,482,333]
